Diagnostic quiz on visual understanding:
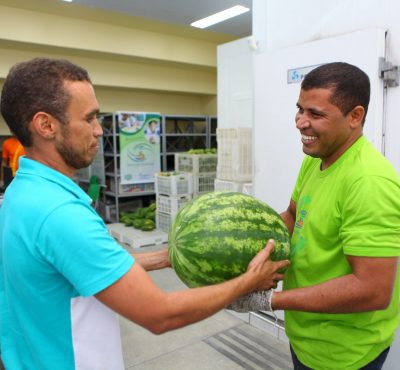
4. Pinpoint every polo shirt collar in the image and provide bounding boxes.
[17,157,92,204]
